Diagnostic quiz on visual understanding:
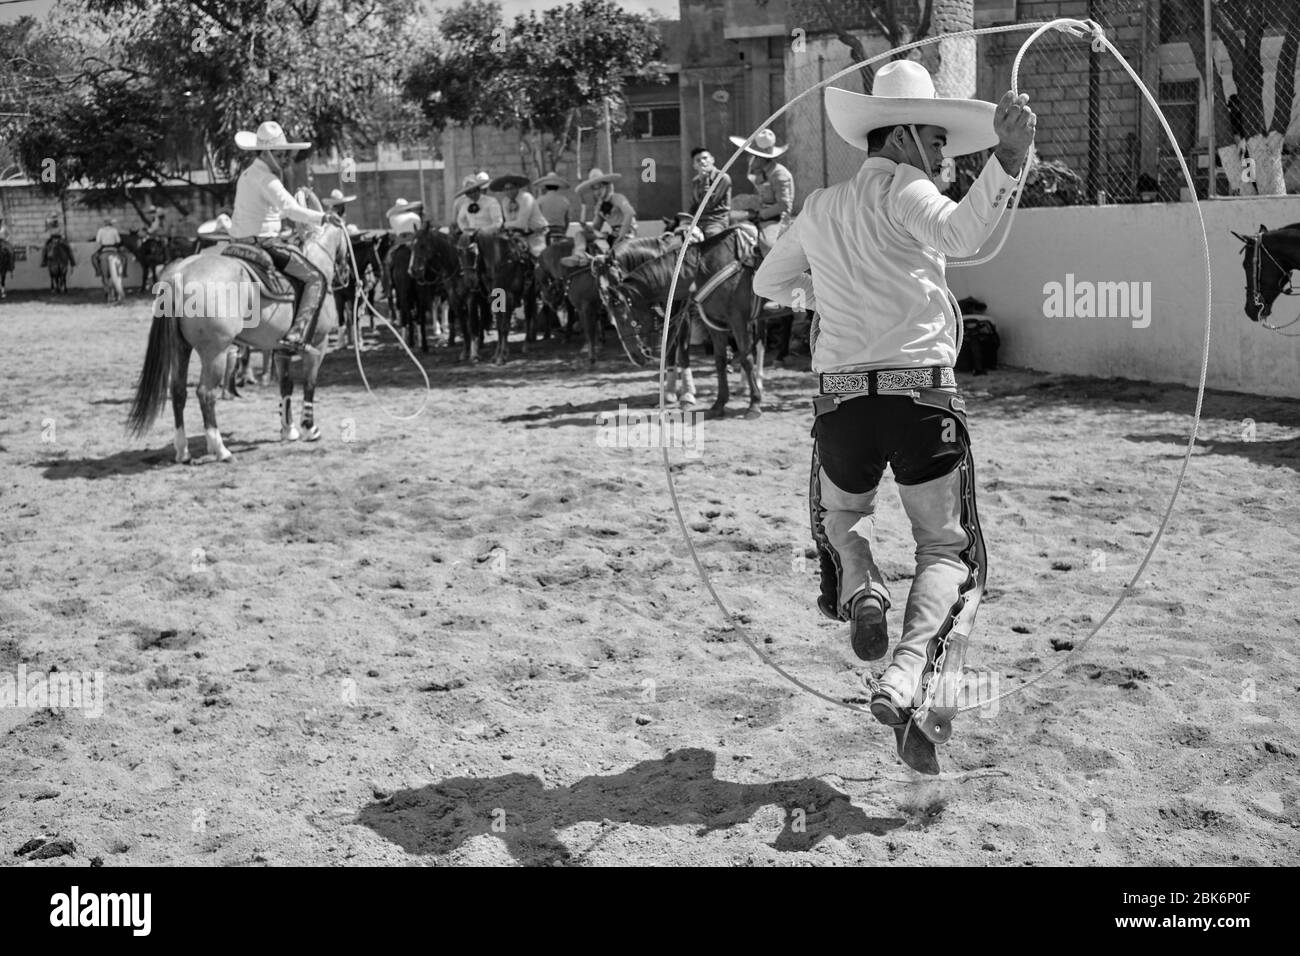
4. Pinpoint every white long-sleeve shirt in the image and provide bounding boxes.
[753,154,1022,372]
[229,157,325,240]
[502,190,548,233]
[457,194,504,233]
